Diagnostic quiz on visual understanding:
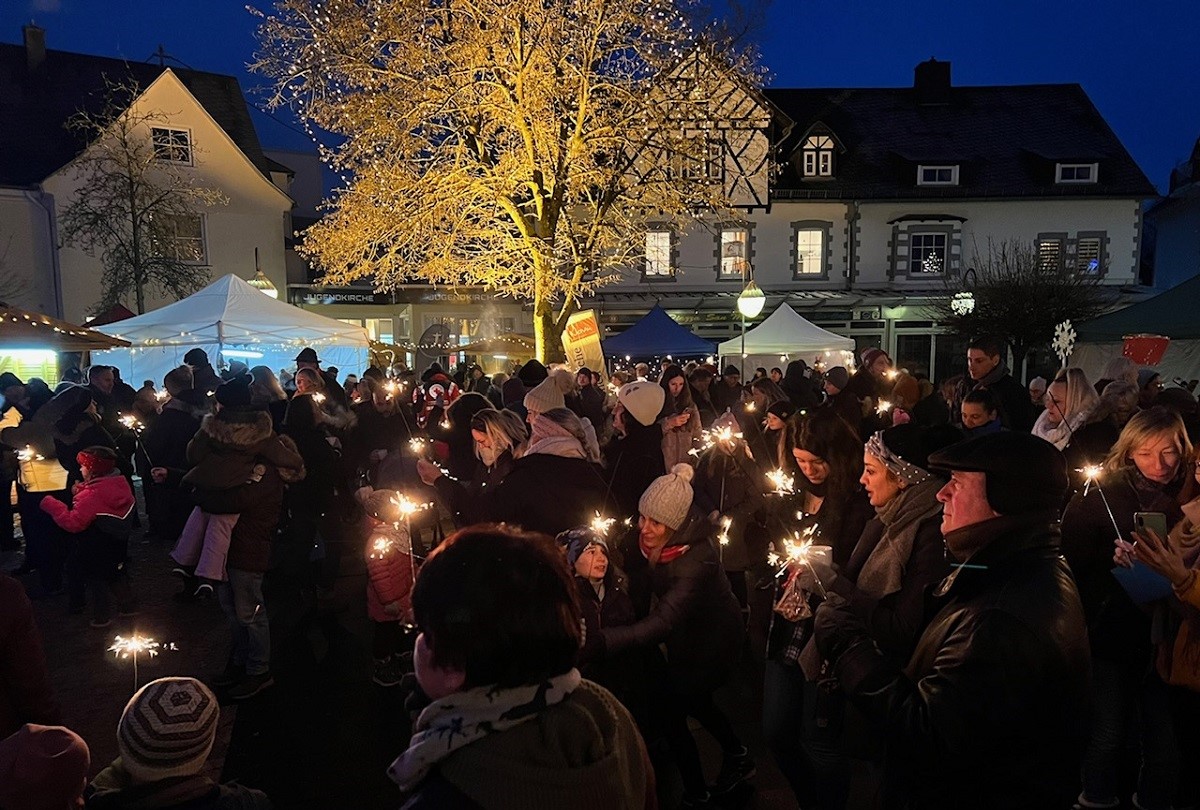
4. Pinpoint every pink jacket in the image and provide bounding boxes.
[40,473,135,534]
[365,527,415,623]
